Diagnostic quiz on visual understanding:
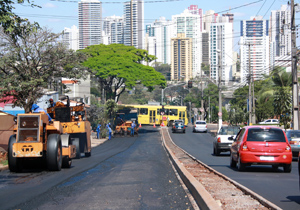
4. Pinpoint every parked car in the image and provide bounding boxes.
[230,126,292,172]
[193,120,207,133]
[258,119,279,124]
[172,122,186,133]
[285,130,300,157]
[213,126,240,156]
